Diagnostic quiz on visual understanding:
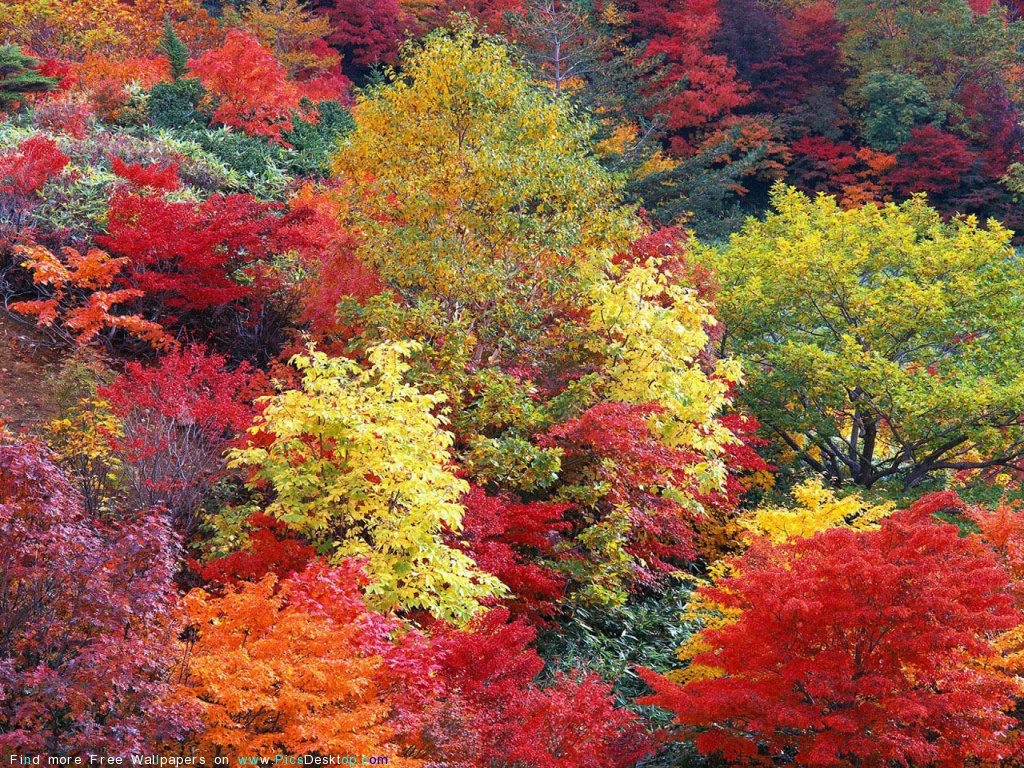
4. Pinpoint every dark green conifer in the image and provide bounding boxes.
[0,45,57,111]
